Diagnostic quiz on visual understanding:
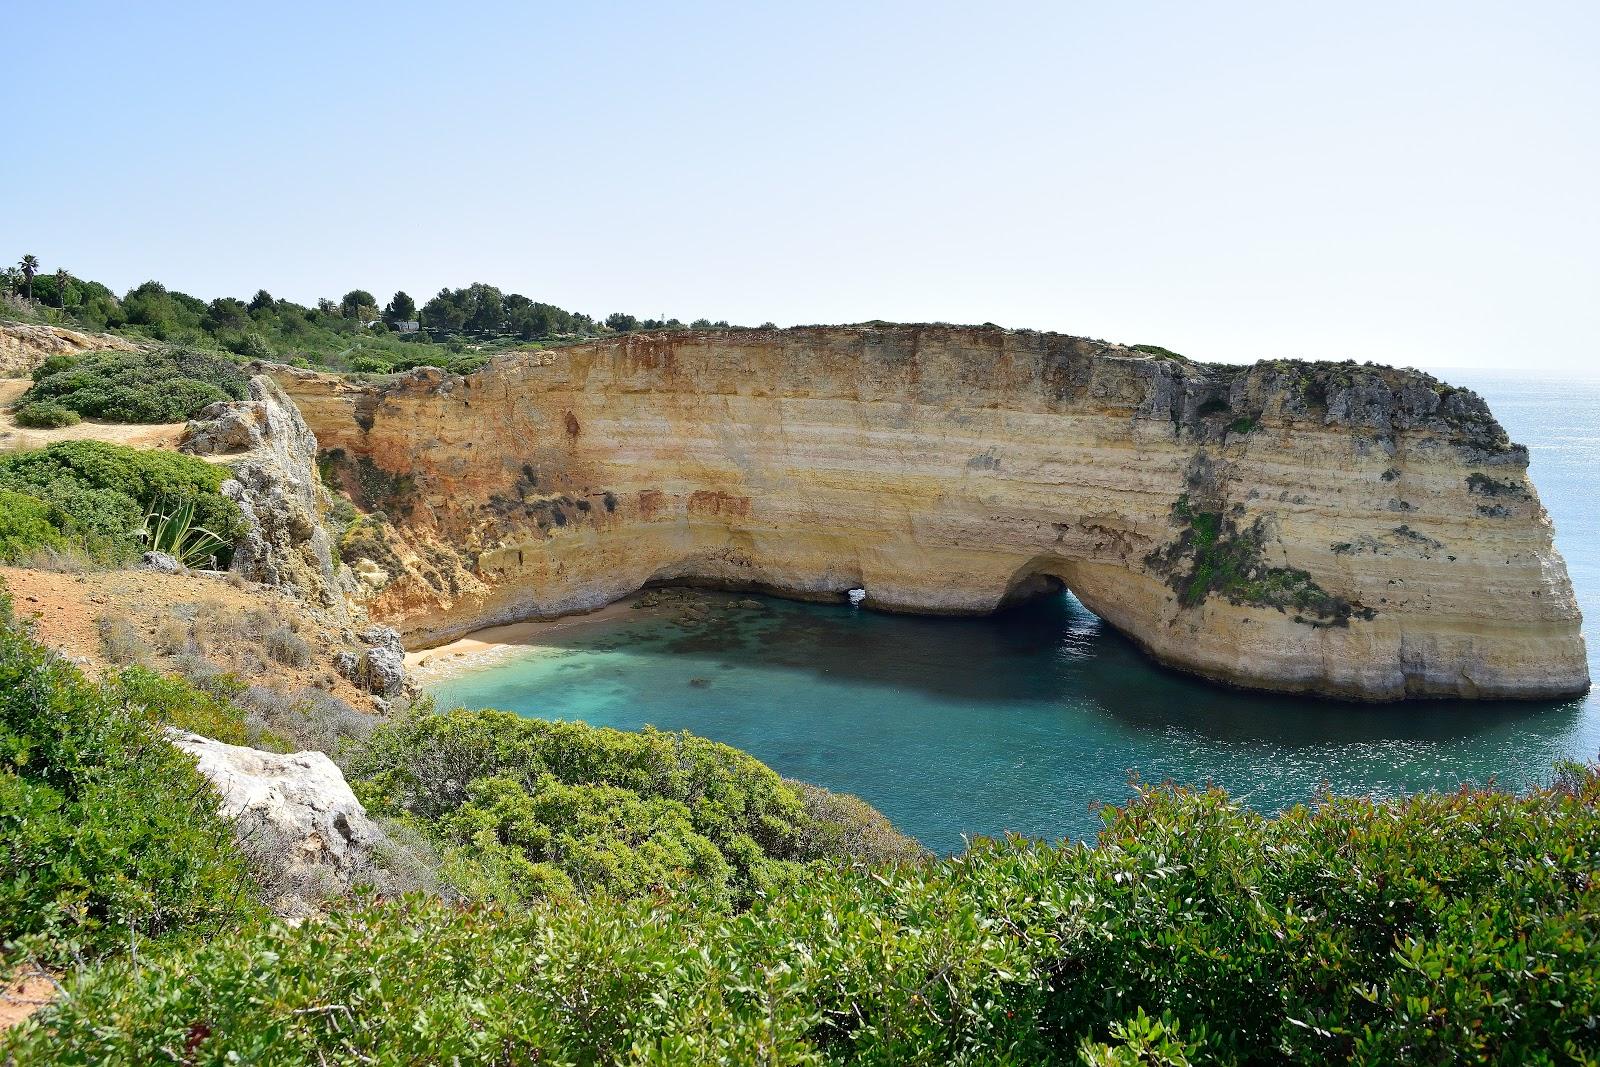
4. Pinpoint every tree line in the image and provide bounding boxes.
[4,254,763,351]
